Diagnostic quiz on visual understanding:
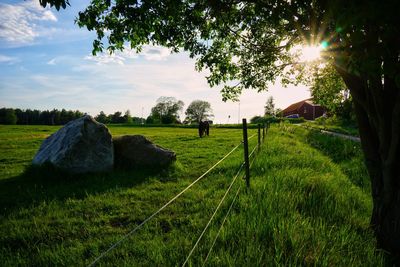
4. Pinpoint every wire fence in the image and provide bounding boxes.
[88,120,270,267]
